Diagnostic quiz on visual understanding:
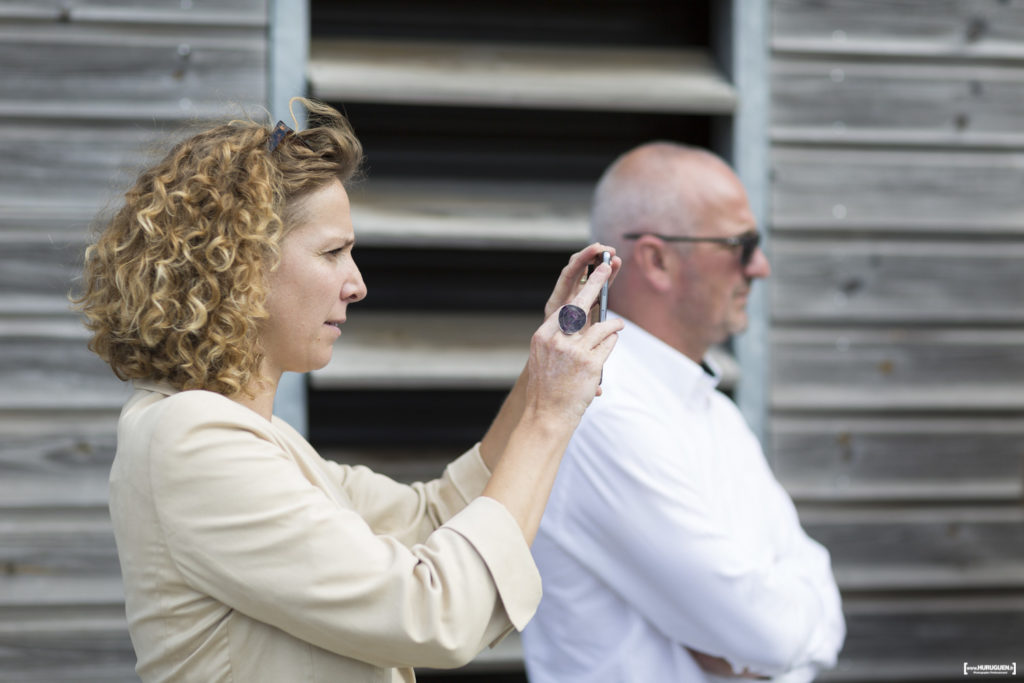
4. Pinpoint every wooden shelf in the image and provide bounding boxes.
[309,38,737,114]
[348,178,591,249]
[312,311,738,390]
